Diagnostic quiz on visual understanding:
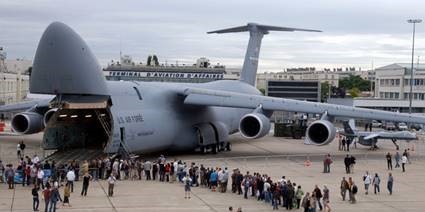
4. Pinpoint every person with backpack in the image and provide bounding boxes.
[344,155,351,174]
[373,173,381,194]
[295,185,304,209]
[183,173,192,199]
[32,184,40,211]
[363,171,371,195]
